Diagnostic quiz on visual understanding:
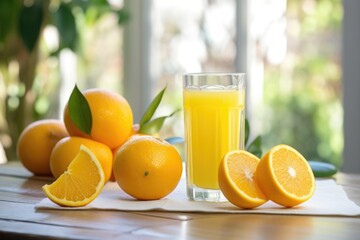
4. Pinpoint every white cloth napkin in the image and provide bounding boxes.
[36,179,360,216]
